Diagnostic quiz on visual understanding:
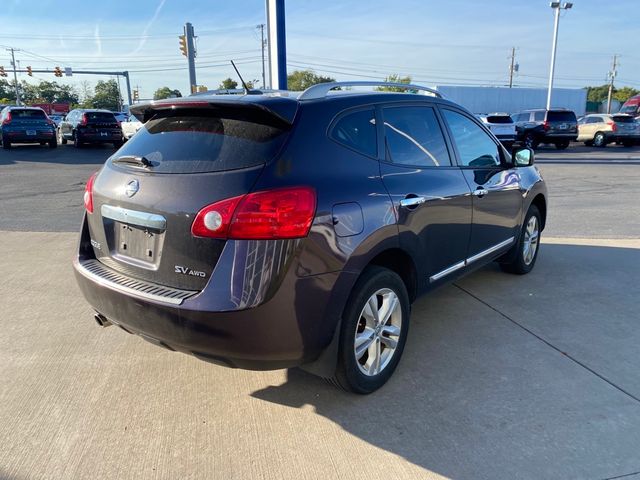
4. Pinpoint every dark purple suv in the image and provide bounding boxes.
[73,82,547,393]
